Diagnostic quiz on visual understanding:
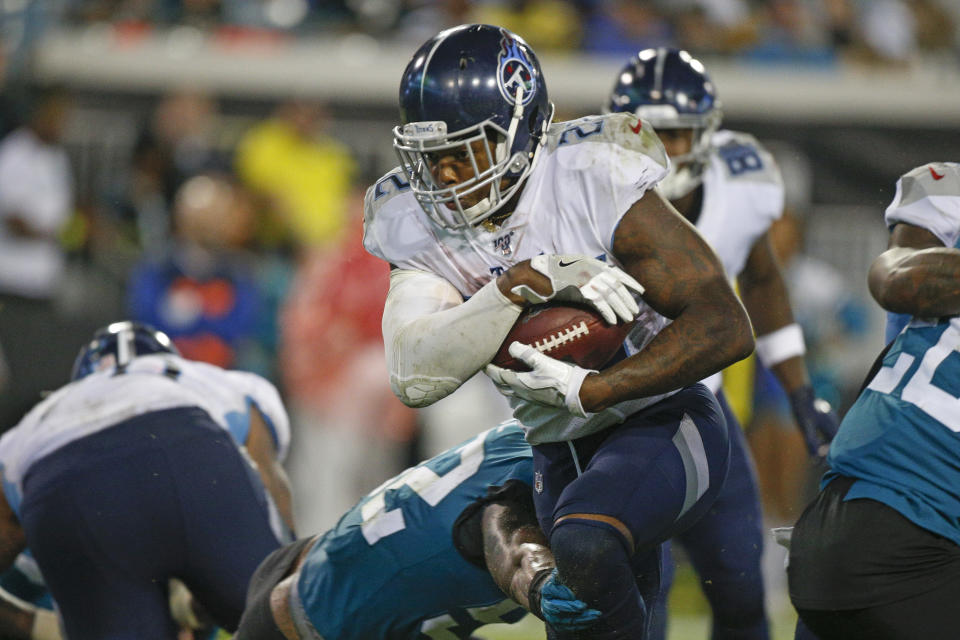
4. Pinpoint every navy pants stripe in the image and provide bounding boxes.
[20,407,282,639]
[532,384,730,548]
[651,391,768,640]
[532,384,730,638]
